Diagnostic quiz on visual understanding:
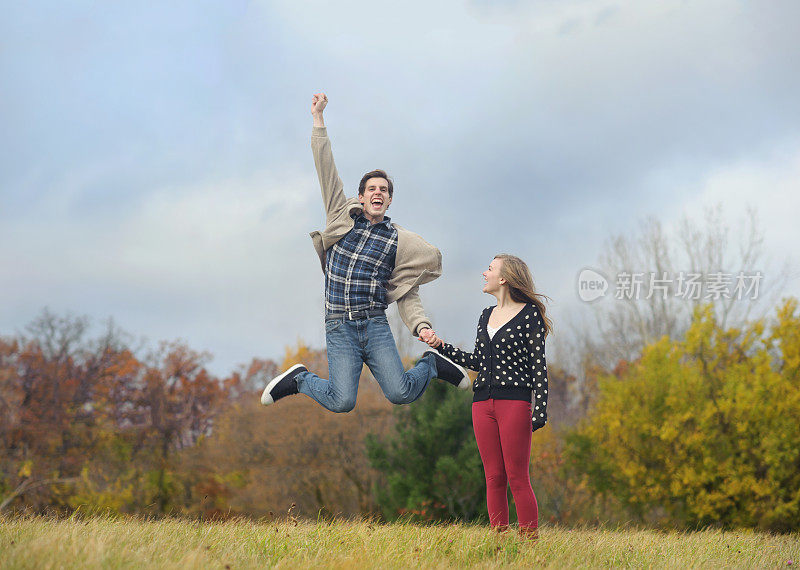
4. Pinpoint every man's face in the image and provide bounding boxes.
[359,177,392,219]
